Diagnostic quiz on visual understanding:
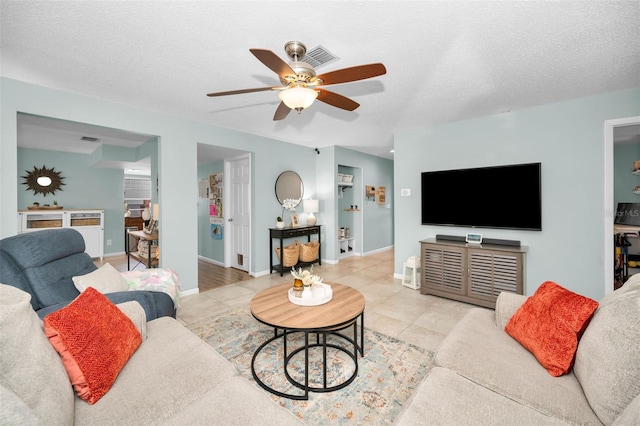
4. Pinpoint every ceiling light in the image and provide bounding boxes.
[278,86,318,112]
